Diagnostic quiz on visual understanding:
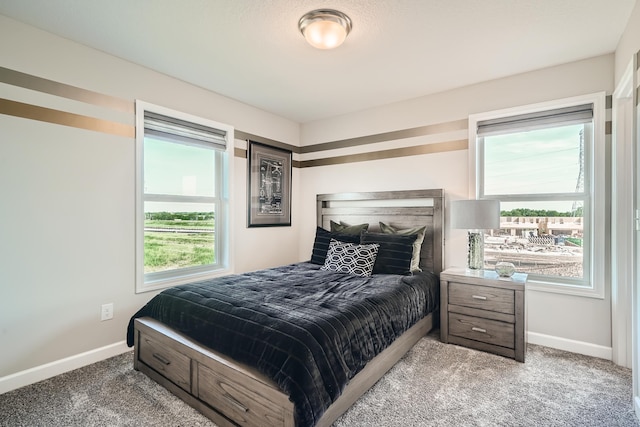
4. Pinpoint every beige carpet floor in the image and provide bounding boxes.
[0,334,637,426]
